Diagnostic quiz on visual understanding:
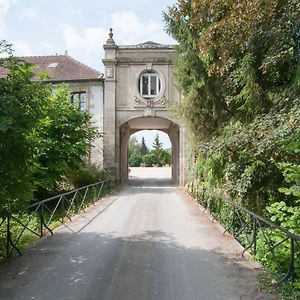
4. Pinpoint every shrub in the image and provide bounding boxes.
[68,165,107,188]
